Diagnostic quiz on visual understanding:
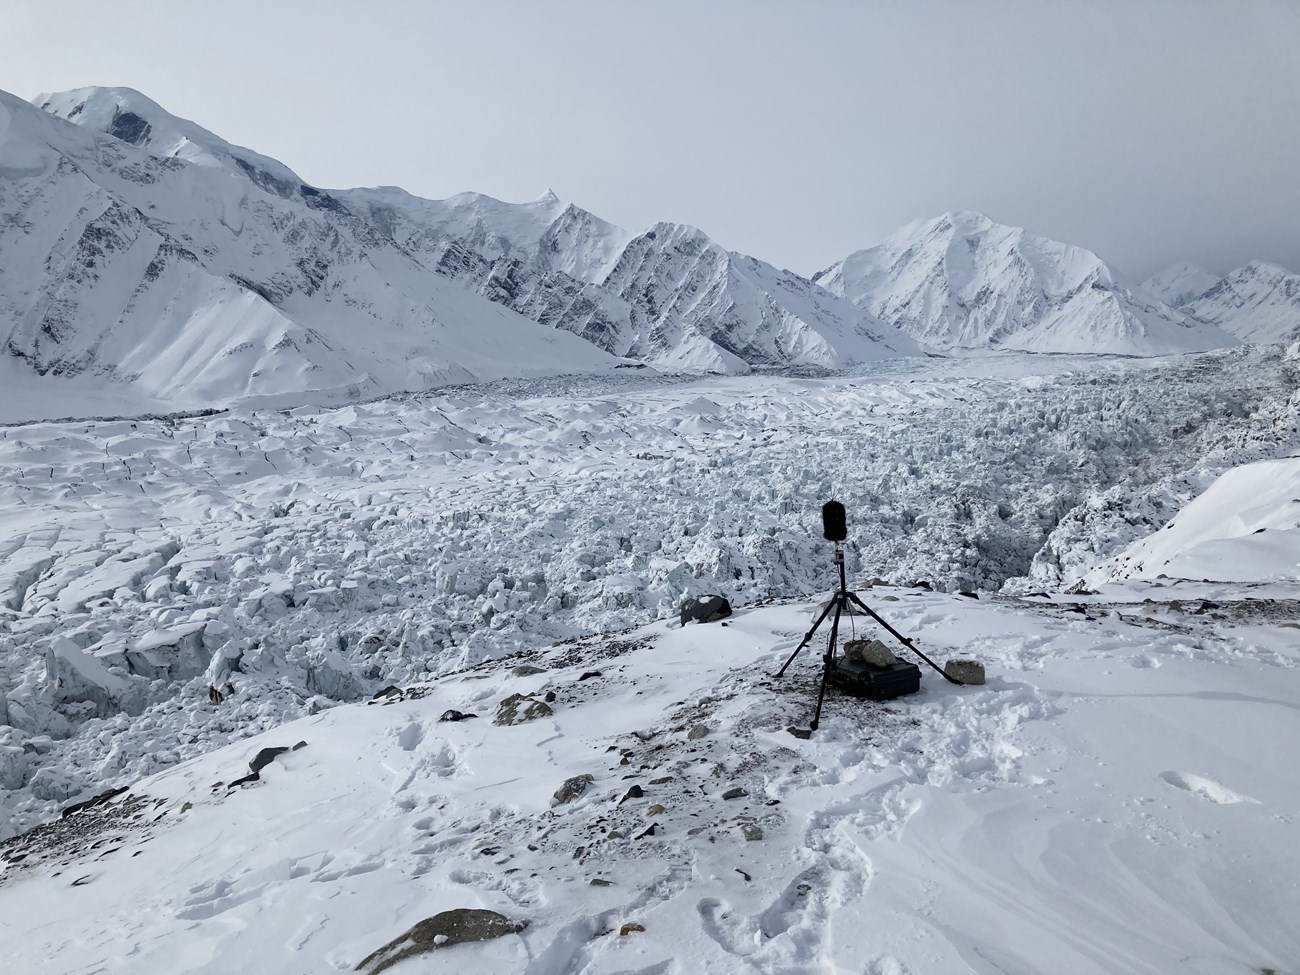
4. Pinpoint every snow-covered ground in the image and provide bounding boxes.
[2,348,1299,973]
